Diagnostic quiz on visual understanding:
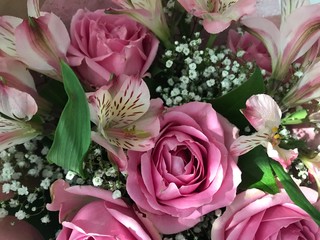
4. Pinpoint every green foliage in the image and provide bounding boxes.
[282,109,308,125]
[47,61,91,177]
[211,68,265,129]
[238,146,279,194]
[270,160,320,226]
